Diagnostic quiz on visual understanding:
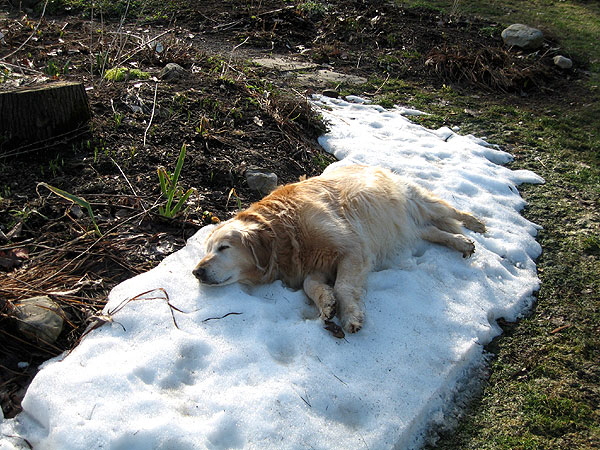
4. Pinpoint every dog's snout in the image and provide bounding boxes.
[192,266,206,281]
